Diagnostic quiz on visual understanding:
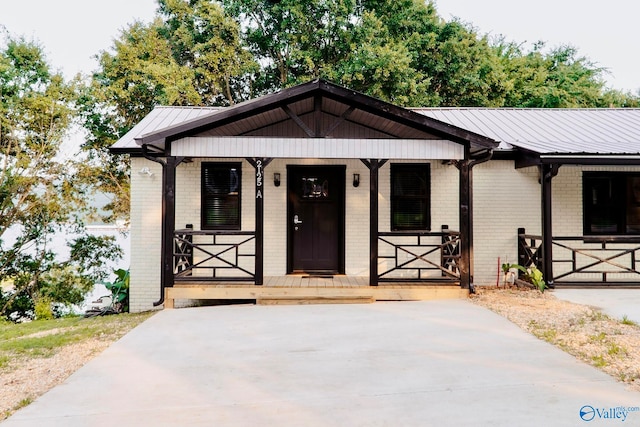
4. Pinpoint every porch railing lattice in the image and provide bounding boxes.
[378,226,460,283]
[517,228,640,285]
[173,230,255,282]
